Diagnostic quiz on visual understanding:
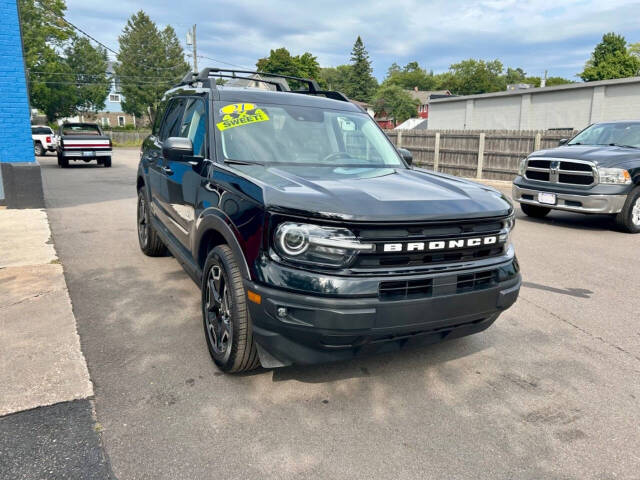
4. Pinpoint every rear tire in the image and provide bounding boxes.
[615,186,640,234]
[103,156,112,168]
[34,142,44,156]
[202,245,260,373]
[137,189,166,256]
[57,155,69,168]
[521,203,551,218]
